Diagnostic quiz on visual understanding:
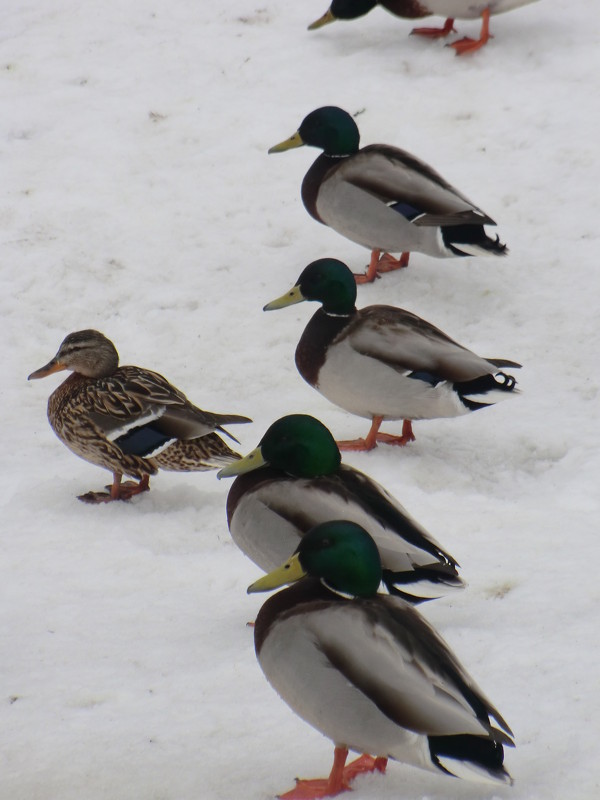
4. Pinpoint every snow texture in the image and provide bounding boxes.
[1,1,599,799]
